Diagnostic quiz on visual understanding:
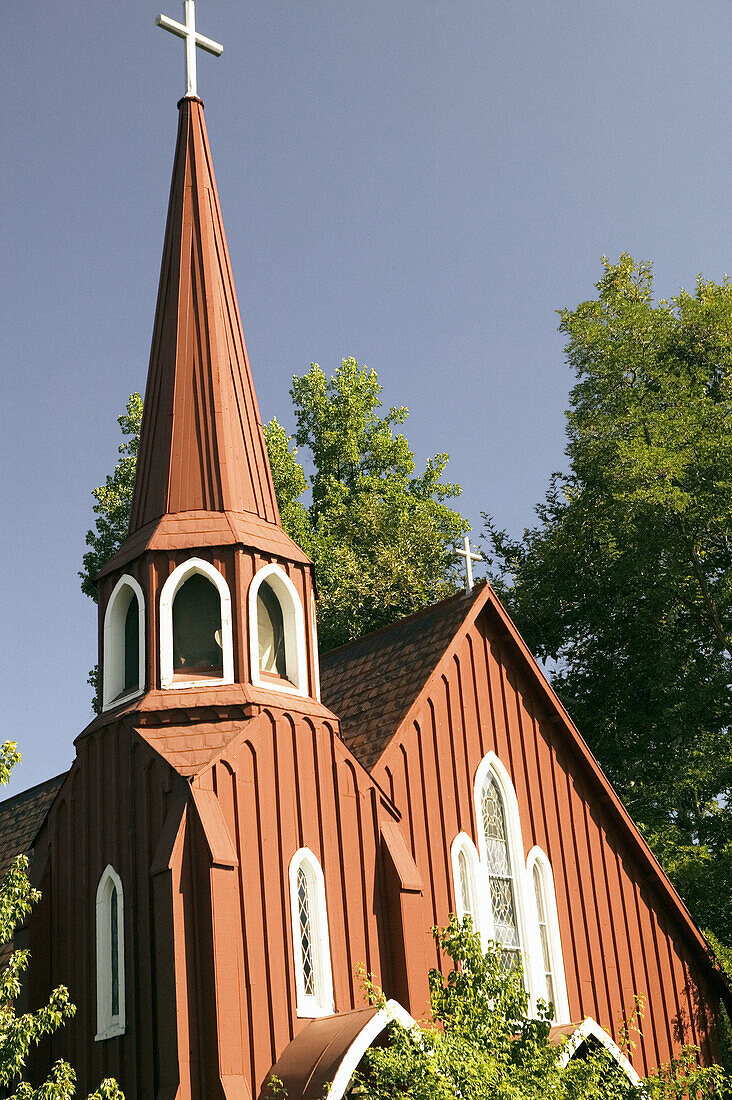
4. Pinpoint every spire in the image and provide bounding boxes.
[129,97,281,534]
